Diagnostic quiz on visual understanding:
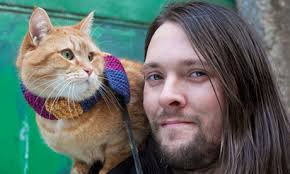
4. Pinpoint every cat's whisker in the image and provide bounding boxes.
[68,81,73,118]
[32,79,62,106]
[66,72,83,77]
[28,73,57,82]
[96,80,113,108]
[24,70,55,85]
[25,72,69,90]
[43,79,65,101]
[100,82,121,105]
[30,78,60,92]
[39,78,73,116]
[66,78,82,118]
[98,86,117,115]
[24,71,38,83]
[72,84,81,101]
[38,80,66,117]
[49,78,75,114]
[43,82,70,118]
[42,75,77,98]
[103,88,121,110]
[96,76,108,81]
[55,77,77,99]
[99,84,120,111]
[99,90,114,115]
[96,76,122,103]
[43,77,74,112]
[71,84,78,115]
[35,75,68,116]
